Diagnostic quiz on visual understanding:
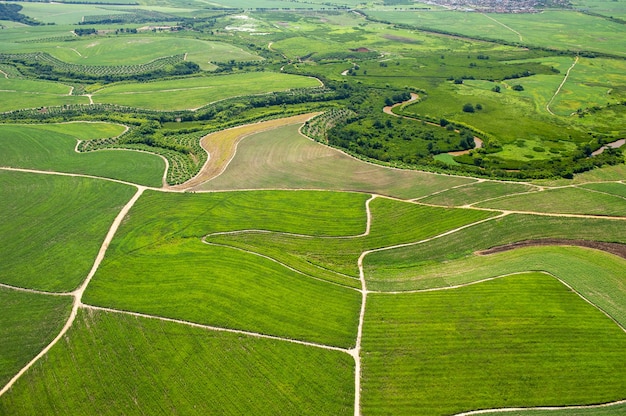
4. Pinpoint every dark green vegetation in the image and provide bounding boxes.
[0,170,136,291]
[0,309,354,415]
[362,273,626,415]
[0,288,72,387]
